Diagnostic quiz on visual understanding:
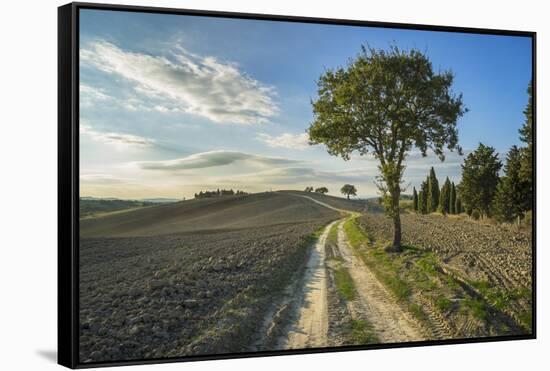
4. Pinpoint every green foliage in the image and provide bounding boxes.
[308,45,466,247]
[340,184,357,199]
[492,146,530,223]
[450,182,457,214]
[471,209,481,221]
[195,189,247,199]
[458,143,502,218]
[412,187,418,212]
[519,82,533,211]
[439,177,452,214]
[304,186,314,192]
[455,196,463,214]
[427,167,440,212]
[419,178,429,214]
[315,186,329,194]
